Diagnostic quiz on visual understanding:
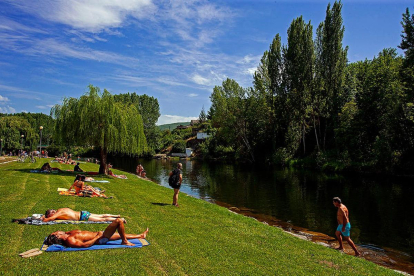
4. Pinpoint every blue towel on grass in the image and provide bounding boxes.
[43,238,149,252]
